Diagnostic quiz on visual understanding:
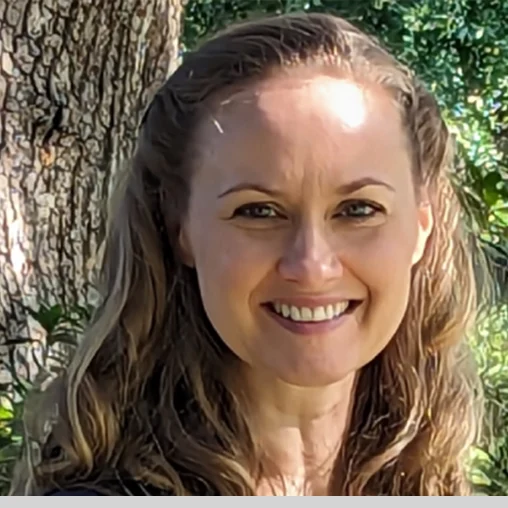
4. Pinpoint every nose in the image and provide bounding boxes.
[277,221,343,287]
